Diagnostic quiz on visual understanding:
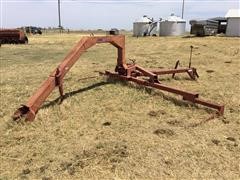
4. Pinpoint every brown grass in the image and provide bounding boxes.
[0,33,240,179]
